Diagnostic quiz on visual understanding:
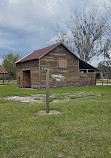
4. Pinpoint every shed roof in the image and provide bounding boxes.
[0,65,8,74]
[16,43,62,64]
[16,43,79,64]
[79,60,97,70]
